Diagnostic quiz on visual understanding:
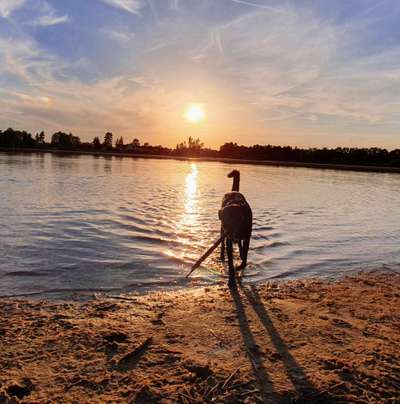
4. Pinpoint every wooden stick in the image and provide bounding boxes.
[186,233,226,278]
[221,366,241,390]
